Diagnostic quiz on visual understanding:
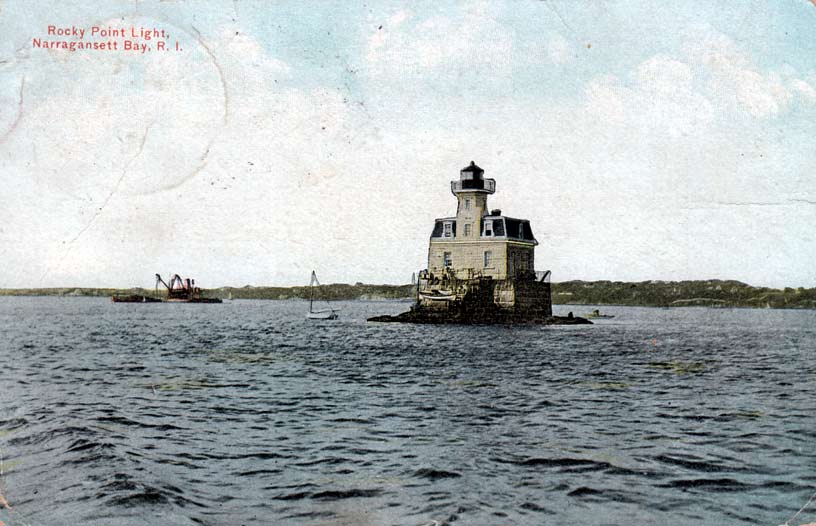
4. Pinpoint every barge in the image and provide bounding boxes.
[111,294,161,303]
